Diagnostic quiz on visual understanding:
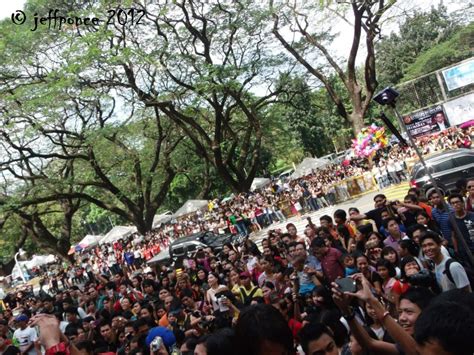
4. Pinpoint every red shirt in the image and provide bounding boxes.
[320,248,344,283]
[392,280,410,295]
[418,202,432,218]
